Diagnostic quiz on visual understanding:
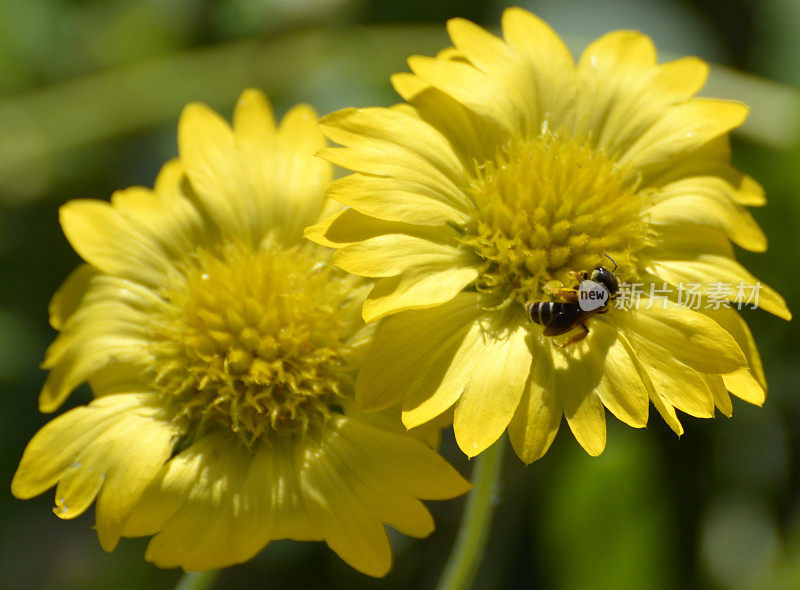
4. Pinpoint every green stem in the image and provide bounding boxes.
[437,437,506,590]
[175,570,219,590]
